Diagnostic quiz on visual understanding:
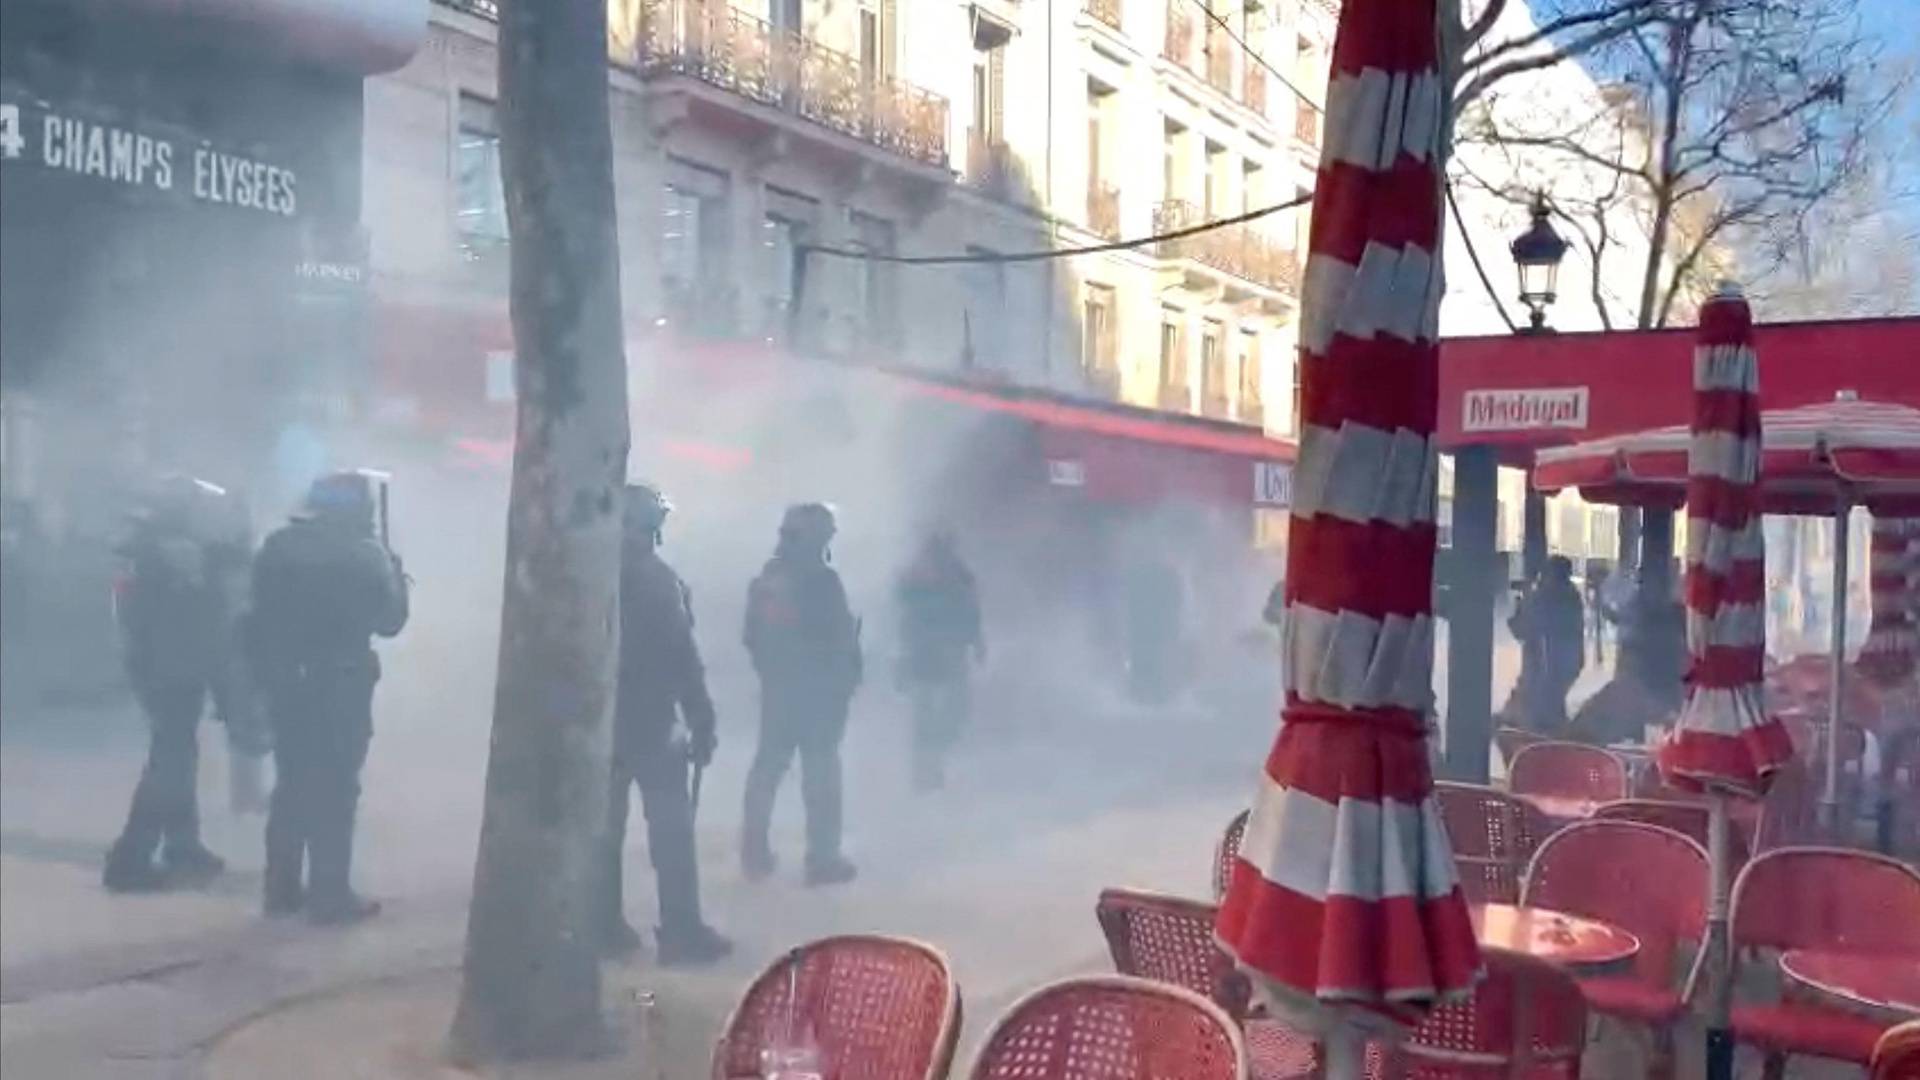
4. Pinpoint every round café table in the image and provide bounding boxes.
[1780,949,1920,1025]
[1517,793,1603,824]
[1470,902,1641,975]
